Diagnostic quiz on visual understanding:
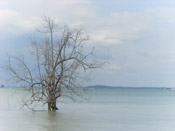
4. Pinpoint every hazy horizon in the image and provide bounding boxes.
[1,84,175,88]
